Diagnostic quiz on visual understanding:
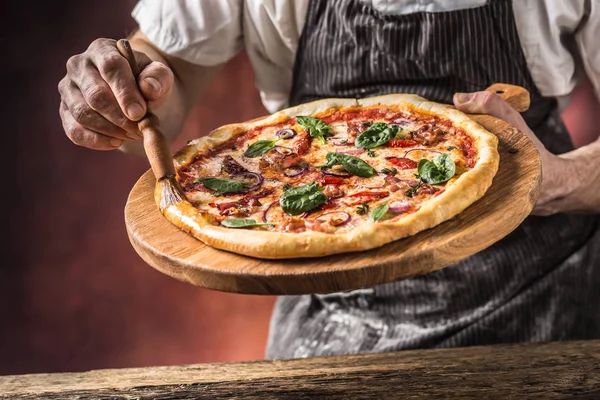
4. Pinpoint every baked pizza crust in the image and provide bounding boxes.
[156,94,499,259]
